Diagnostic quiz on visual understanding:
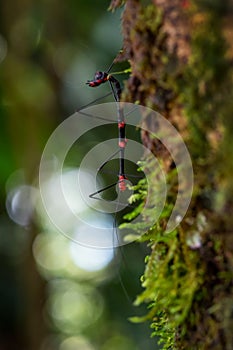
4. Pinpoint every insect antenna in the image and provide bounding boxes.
[106,60,115,74]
